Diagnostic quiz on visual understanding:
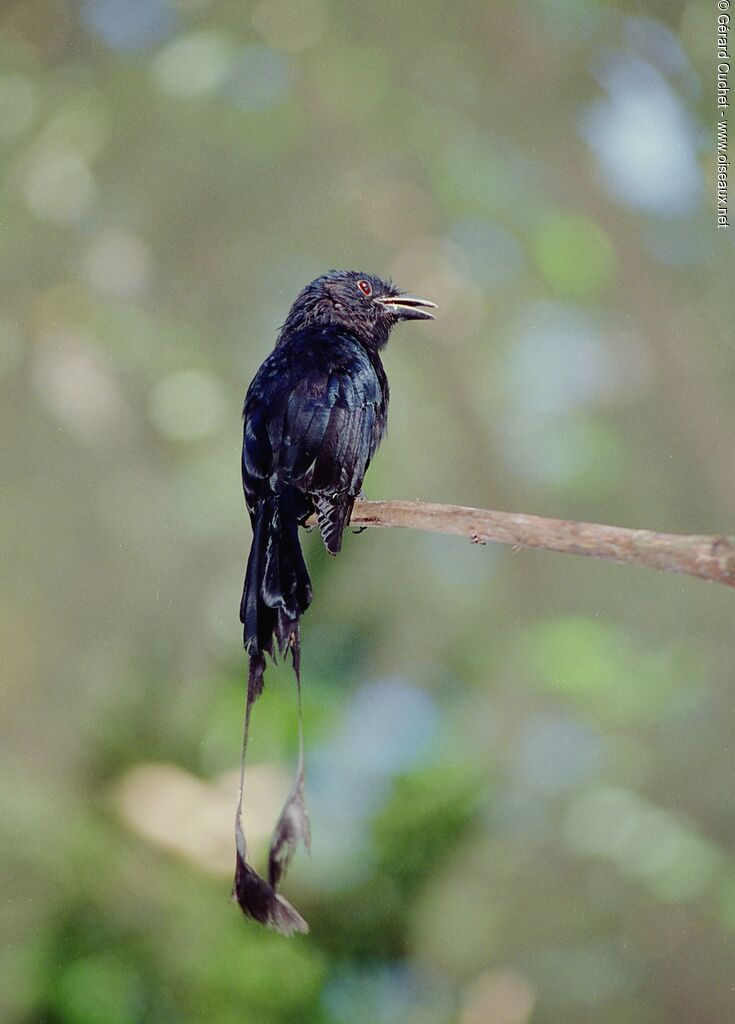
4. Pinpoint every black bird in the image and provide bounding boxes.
[233,270,436,933]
